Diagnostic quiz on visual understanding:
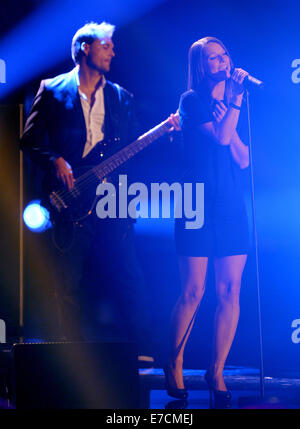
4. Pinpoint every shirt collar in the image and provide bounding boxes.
[76,68,106,99]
